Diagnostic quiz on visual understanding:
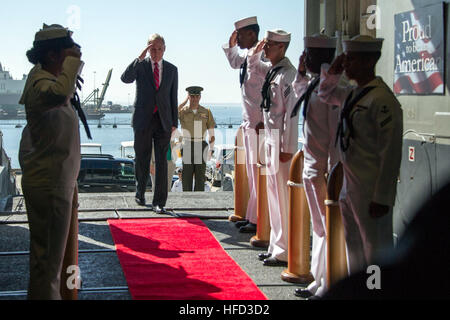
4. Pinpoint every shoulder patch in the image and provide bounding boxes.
[381,105,390,114]
[380,116,393,128]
